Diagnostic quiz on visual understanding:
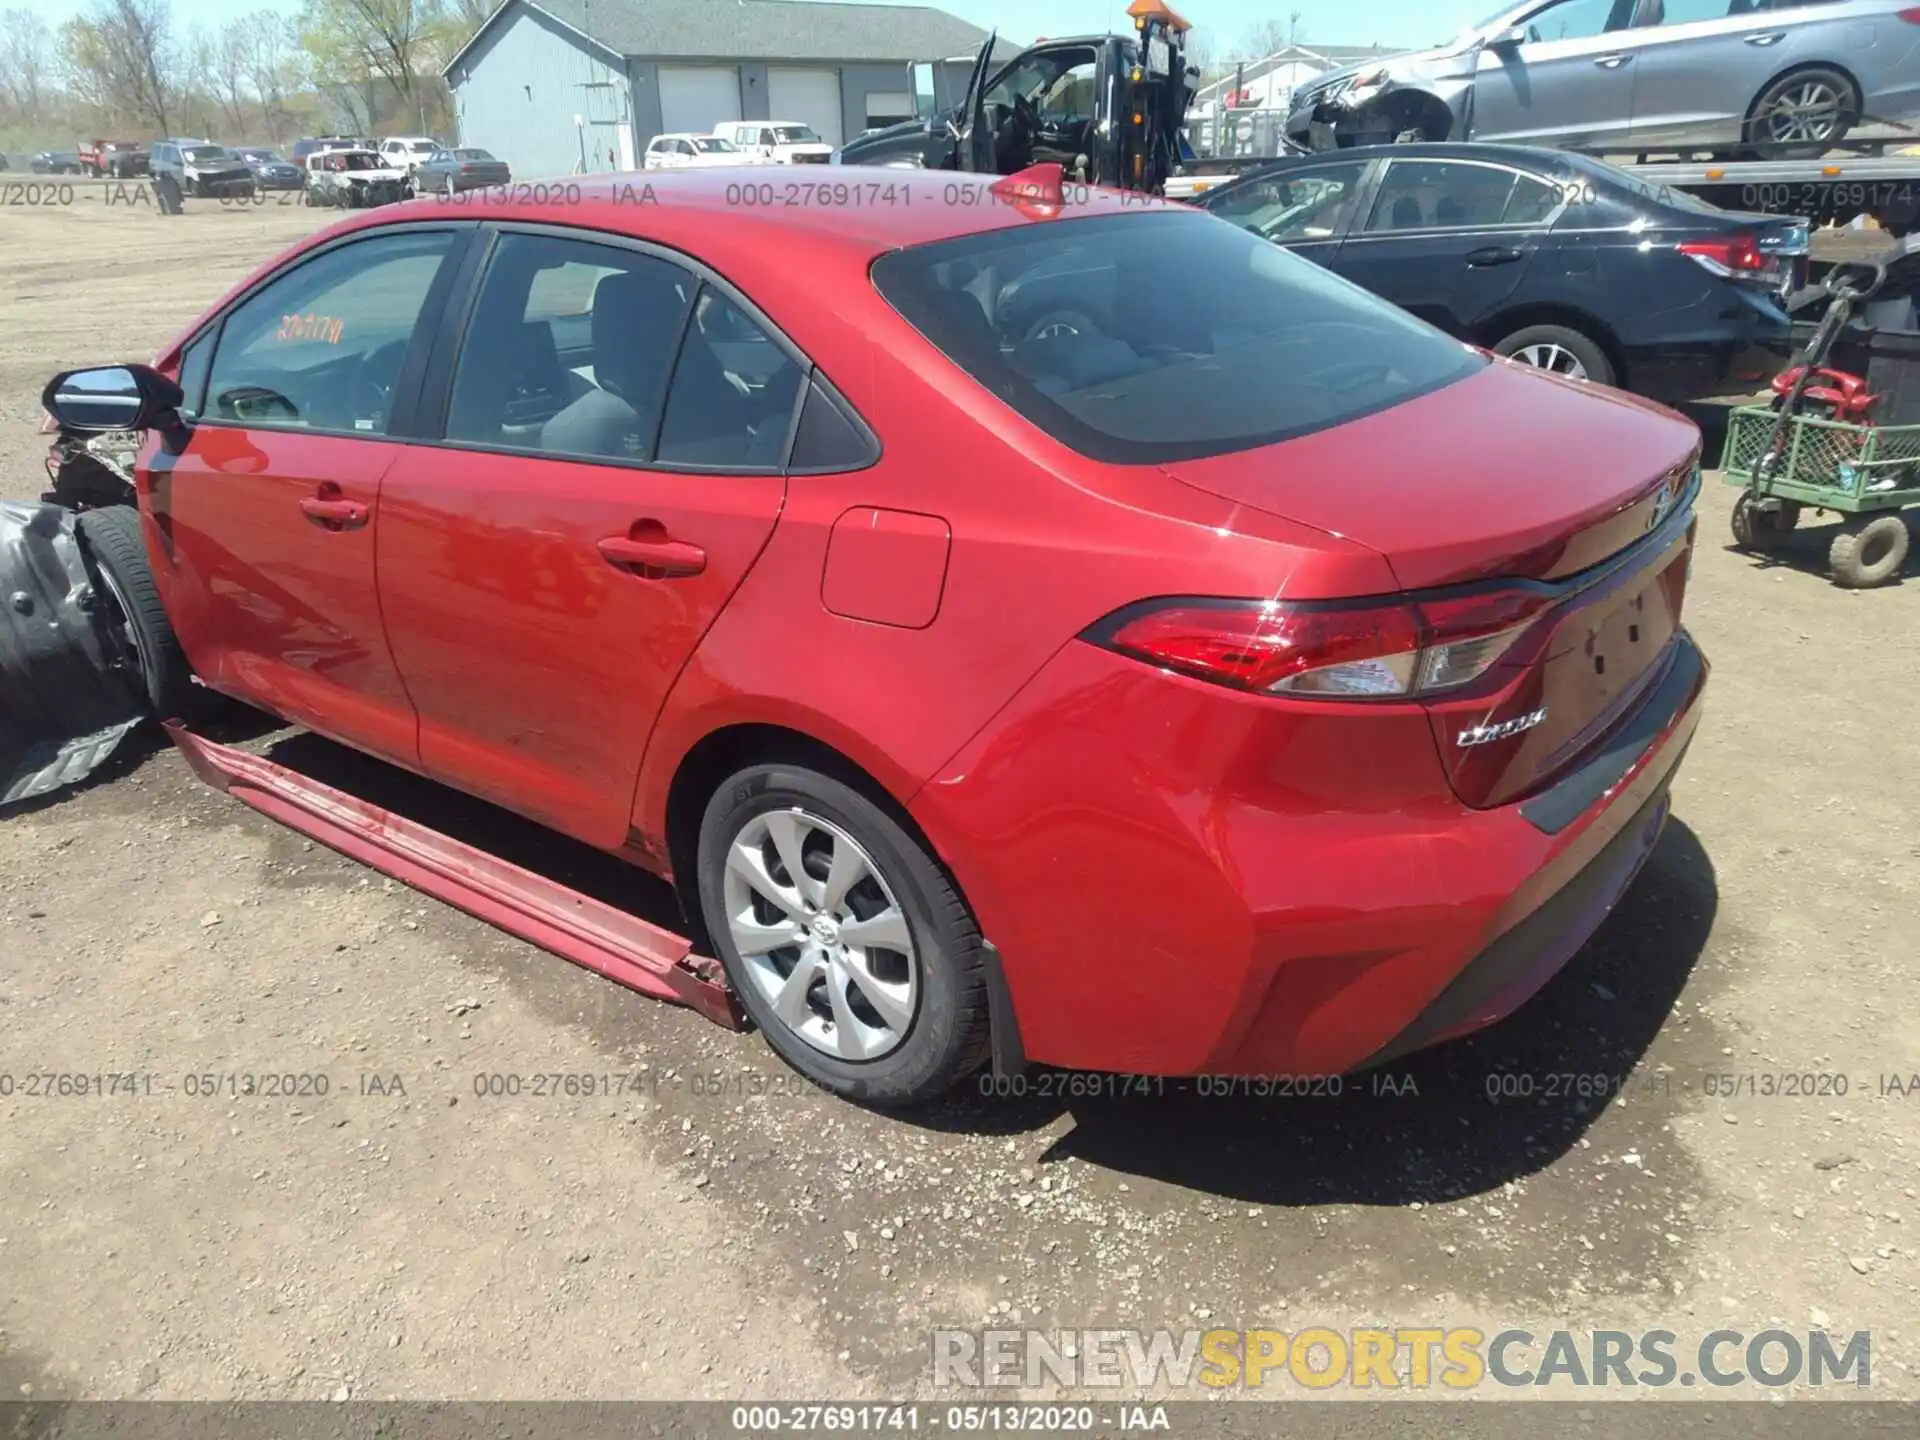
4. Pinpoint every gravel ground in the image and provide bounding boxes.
[1,193,1918,1407]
